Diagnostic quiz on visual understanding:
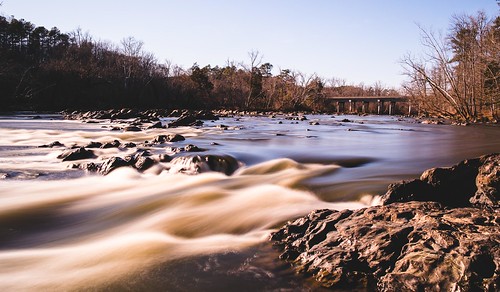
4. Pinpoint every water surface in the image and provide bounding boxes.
[0,113,498,291]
